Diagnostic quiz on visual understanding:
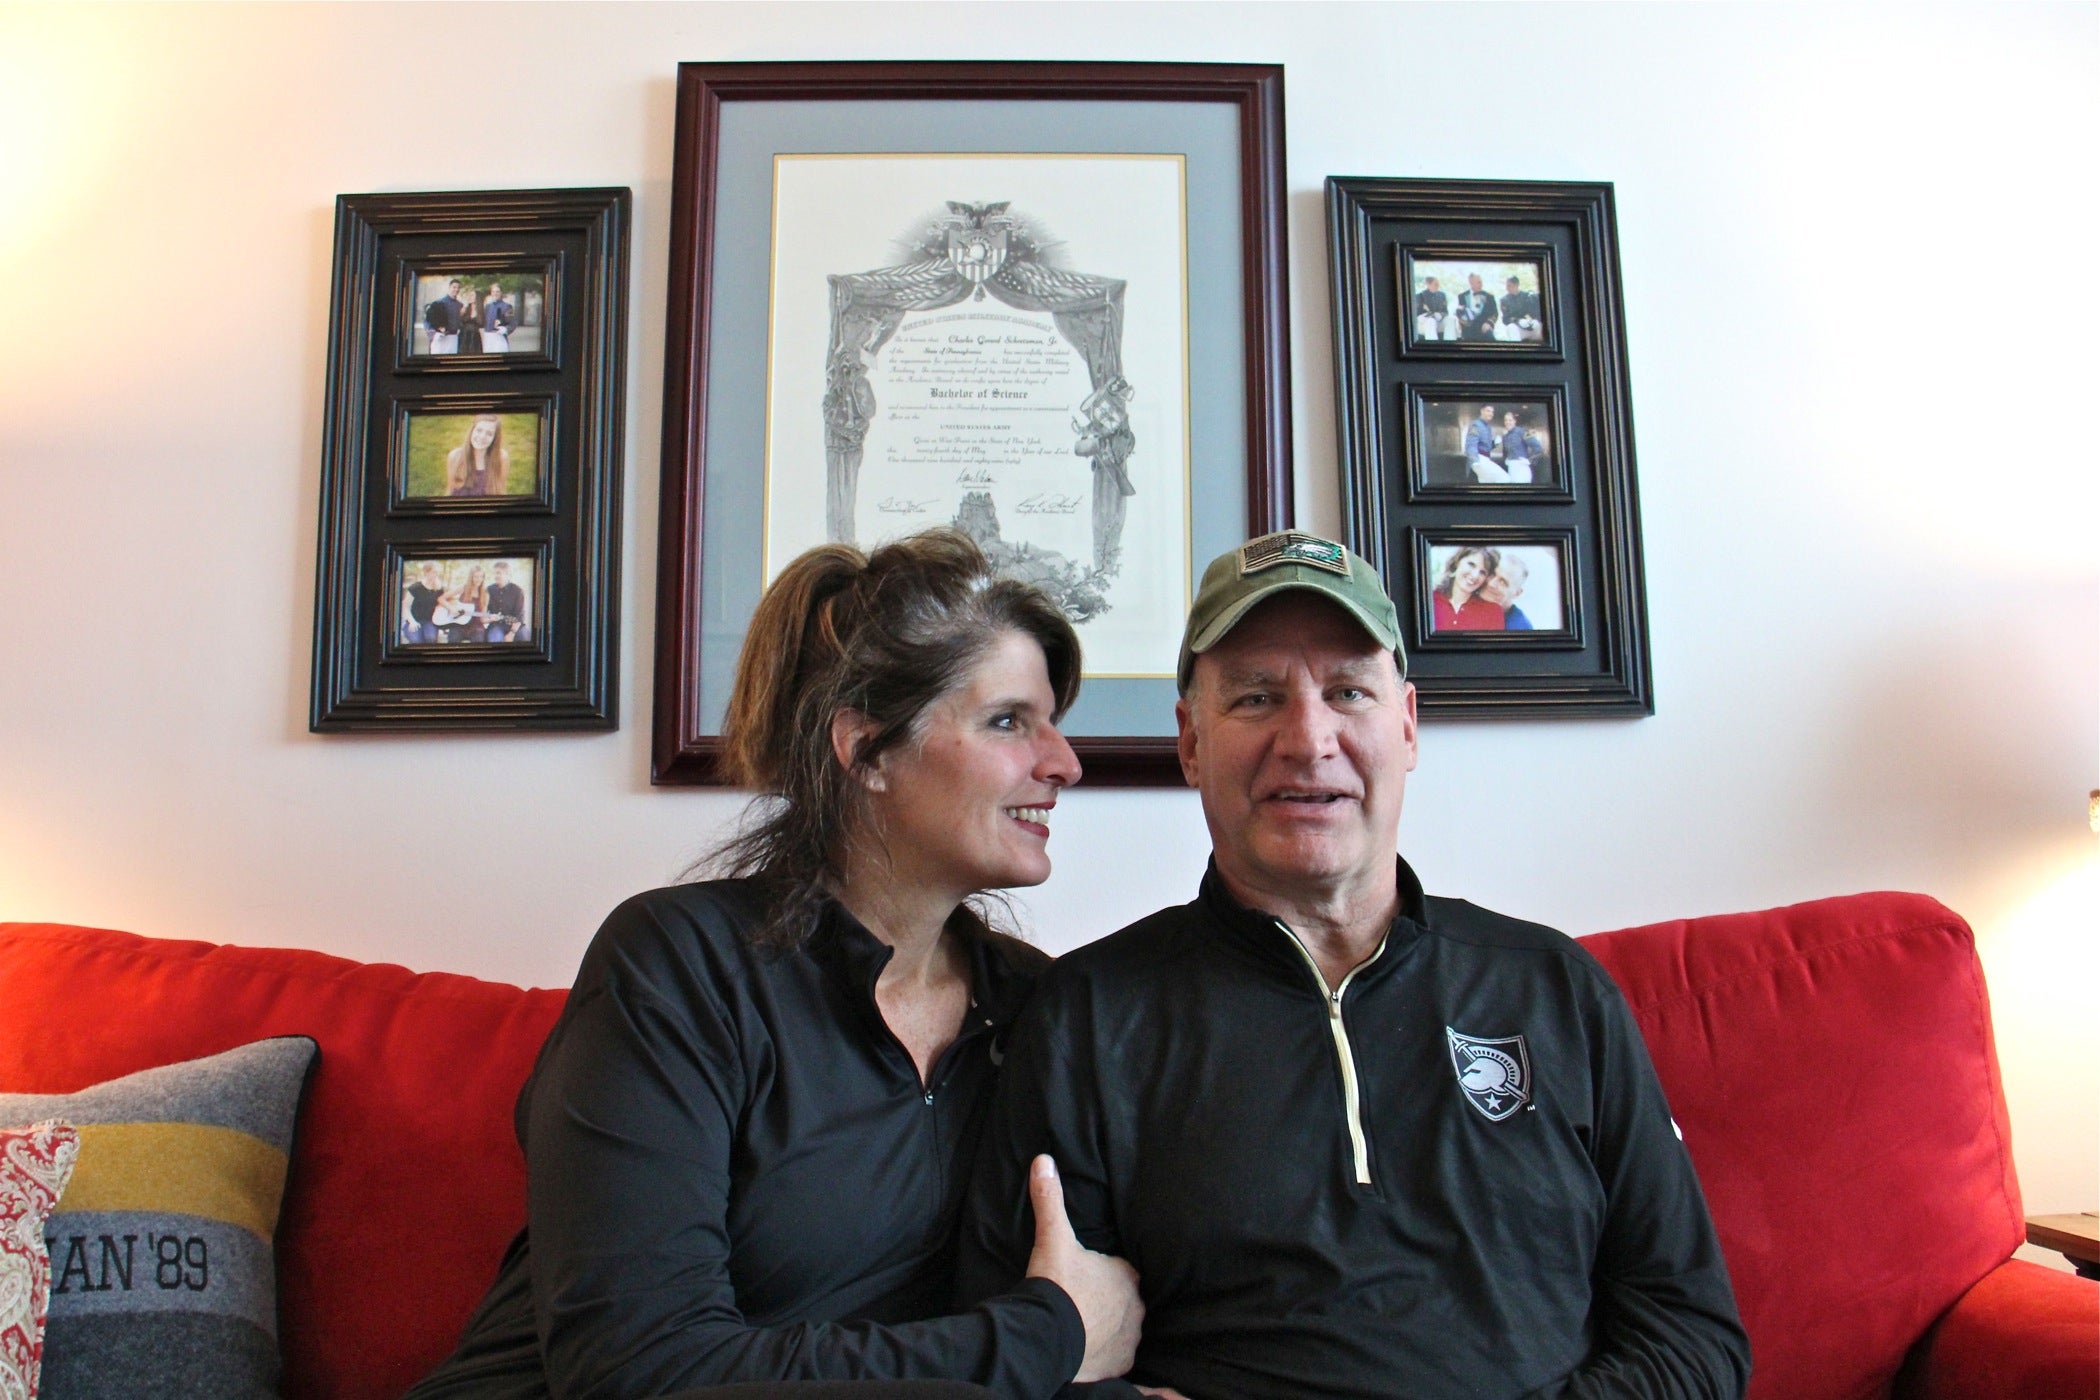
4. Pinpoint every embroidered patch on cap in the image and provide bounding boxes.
[1239,530,1349,577]
[1446,1027,1533,1121]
